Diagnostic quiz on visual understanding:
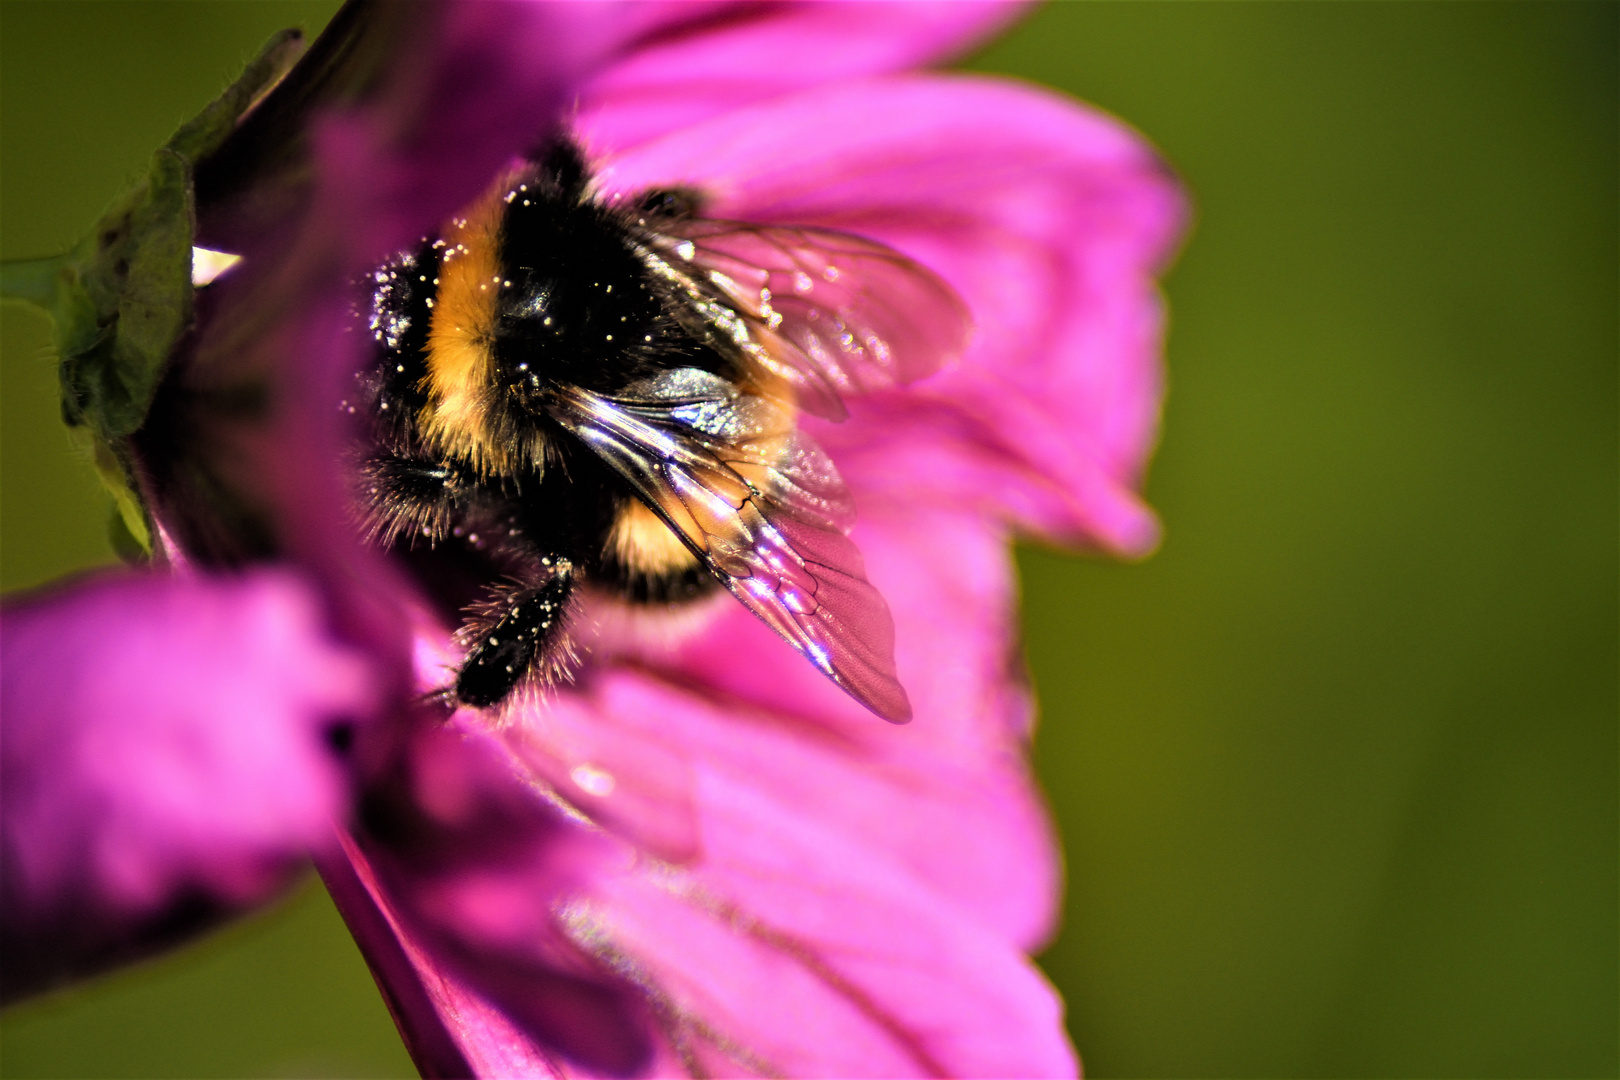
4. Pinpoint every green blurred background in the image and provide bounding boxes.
[1,2,1613,1076]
